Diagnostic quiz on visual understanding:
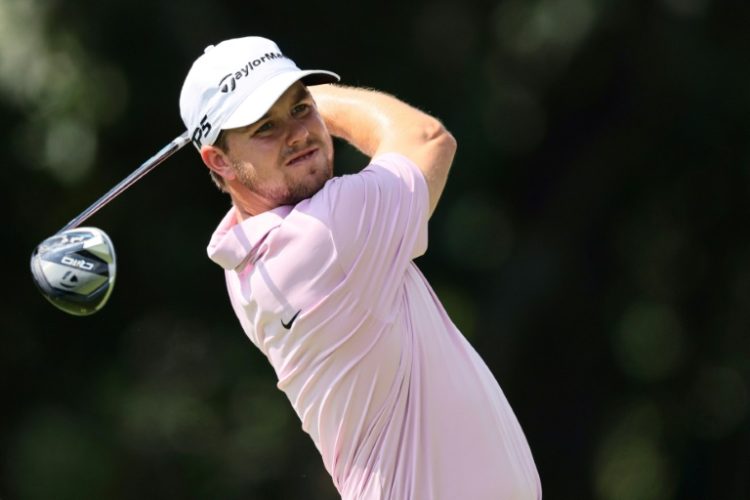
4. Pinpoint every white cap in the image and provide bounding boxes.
[179,36,339,149]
